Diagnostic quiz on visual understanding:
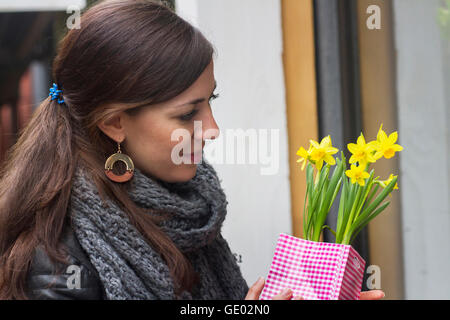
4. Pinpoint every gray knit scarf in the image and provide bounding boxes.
[69,159,249,300]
